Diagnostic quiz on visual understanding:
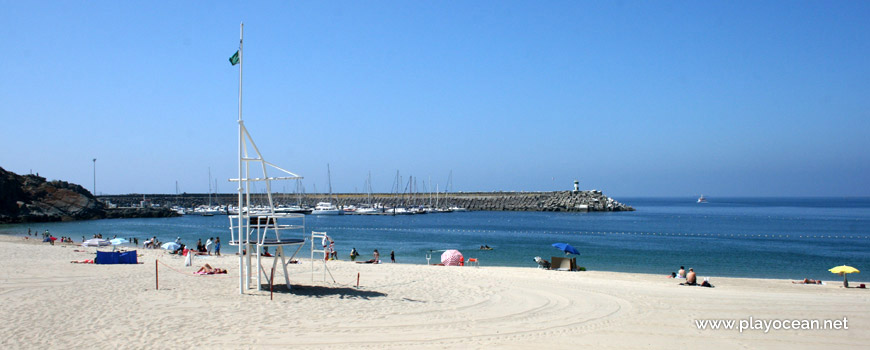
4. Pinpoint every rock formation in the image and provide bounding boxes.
[0,167,178,224]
